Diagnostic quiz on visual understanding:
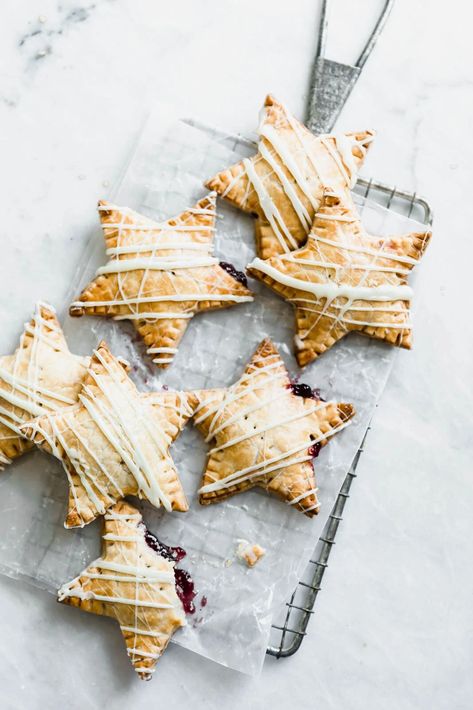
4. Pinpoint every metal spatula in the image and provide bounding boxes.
[306,0,395,134]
